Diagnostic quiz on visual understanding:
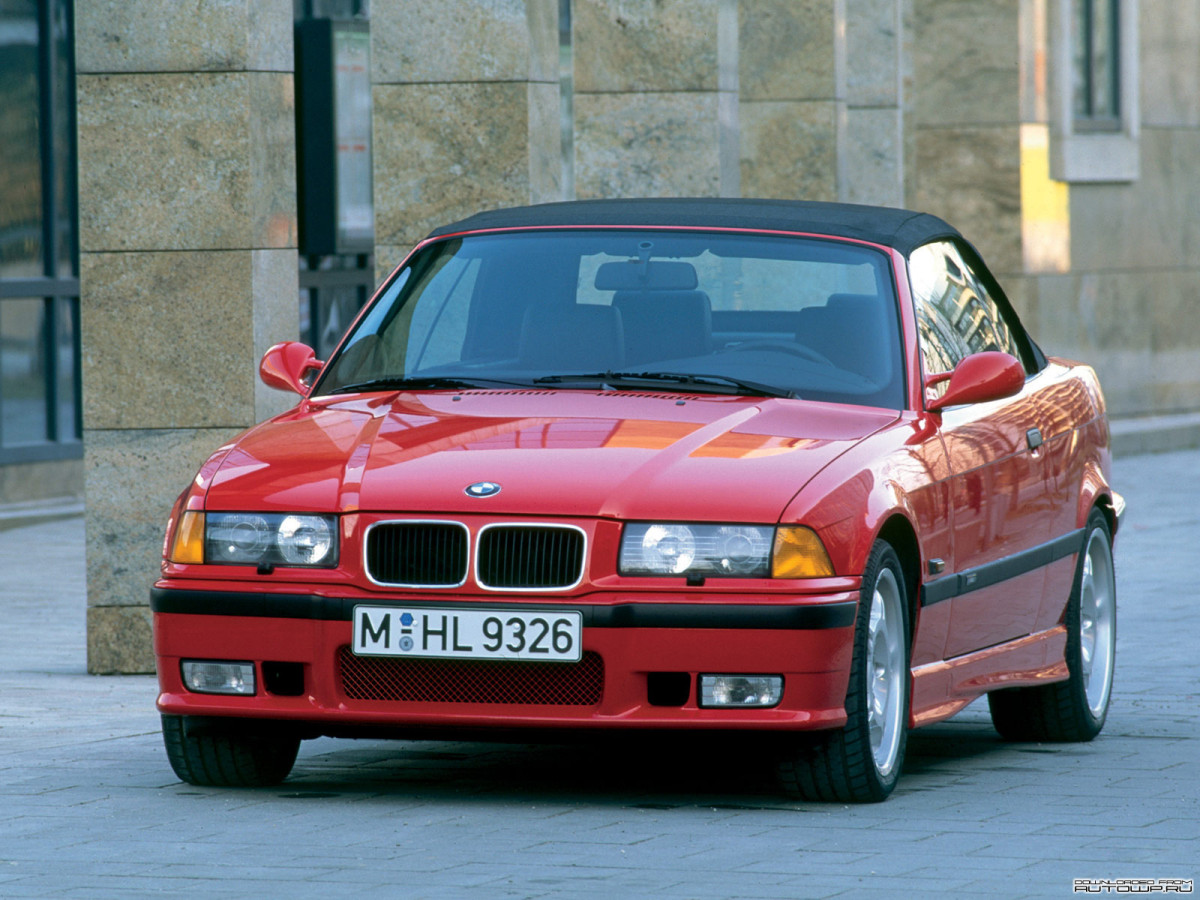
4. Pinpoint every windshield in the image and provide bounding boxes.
[314,229,905,408]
